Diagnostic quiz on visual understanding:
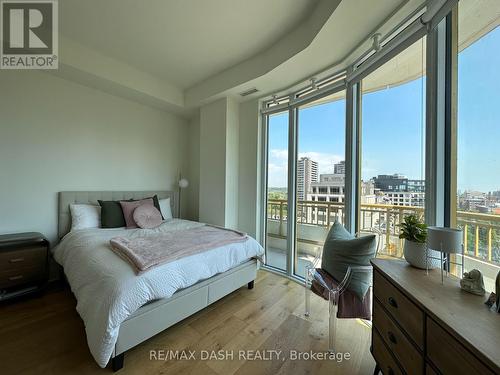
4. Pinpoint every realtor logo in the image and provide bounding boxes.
[1,0,58,69]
